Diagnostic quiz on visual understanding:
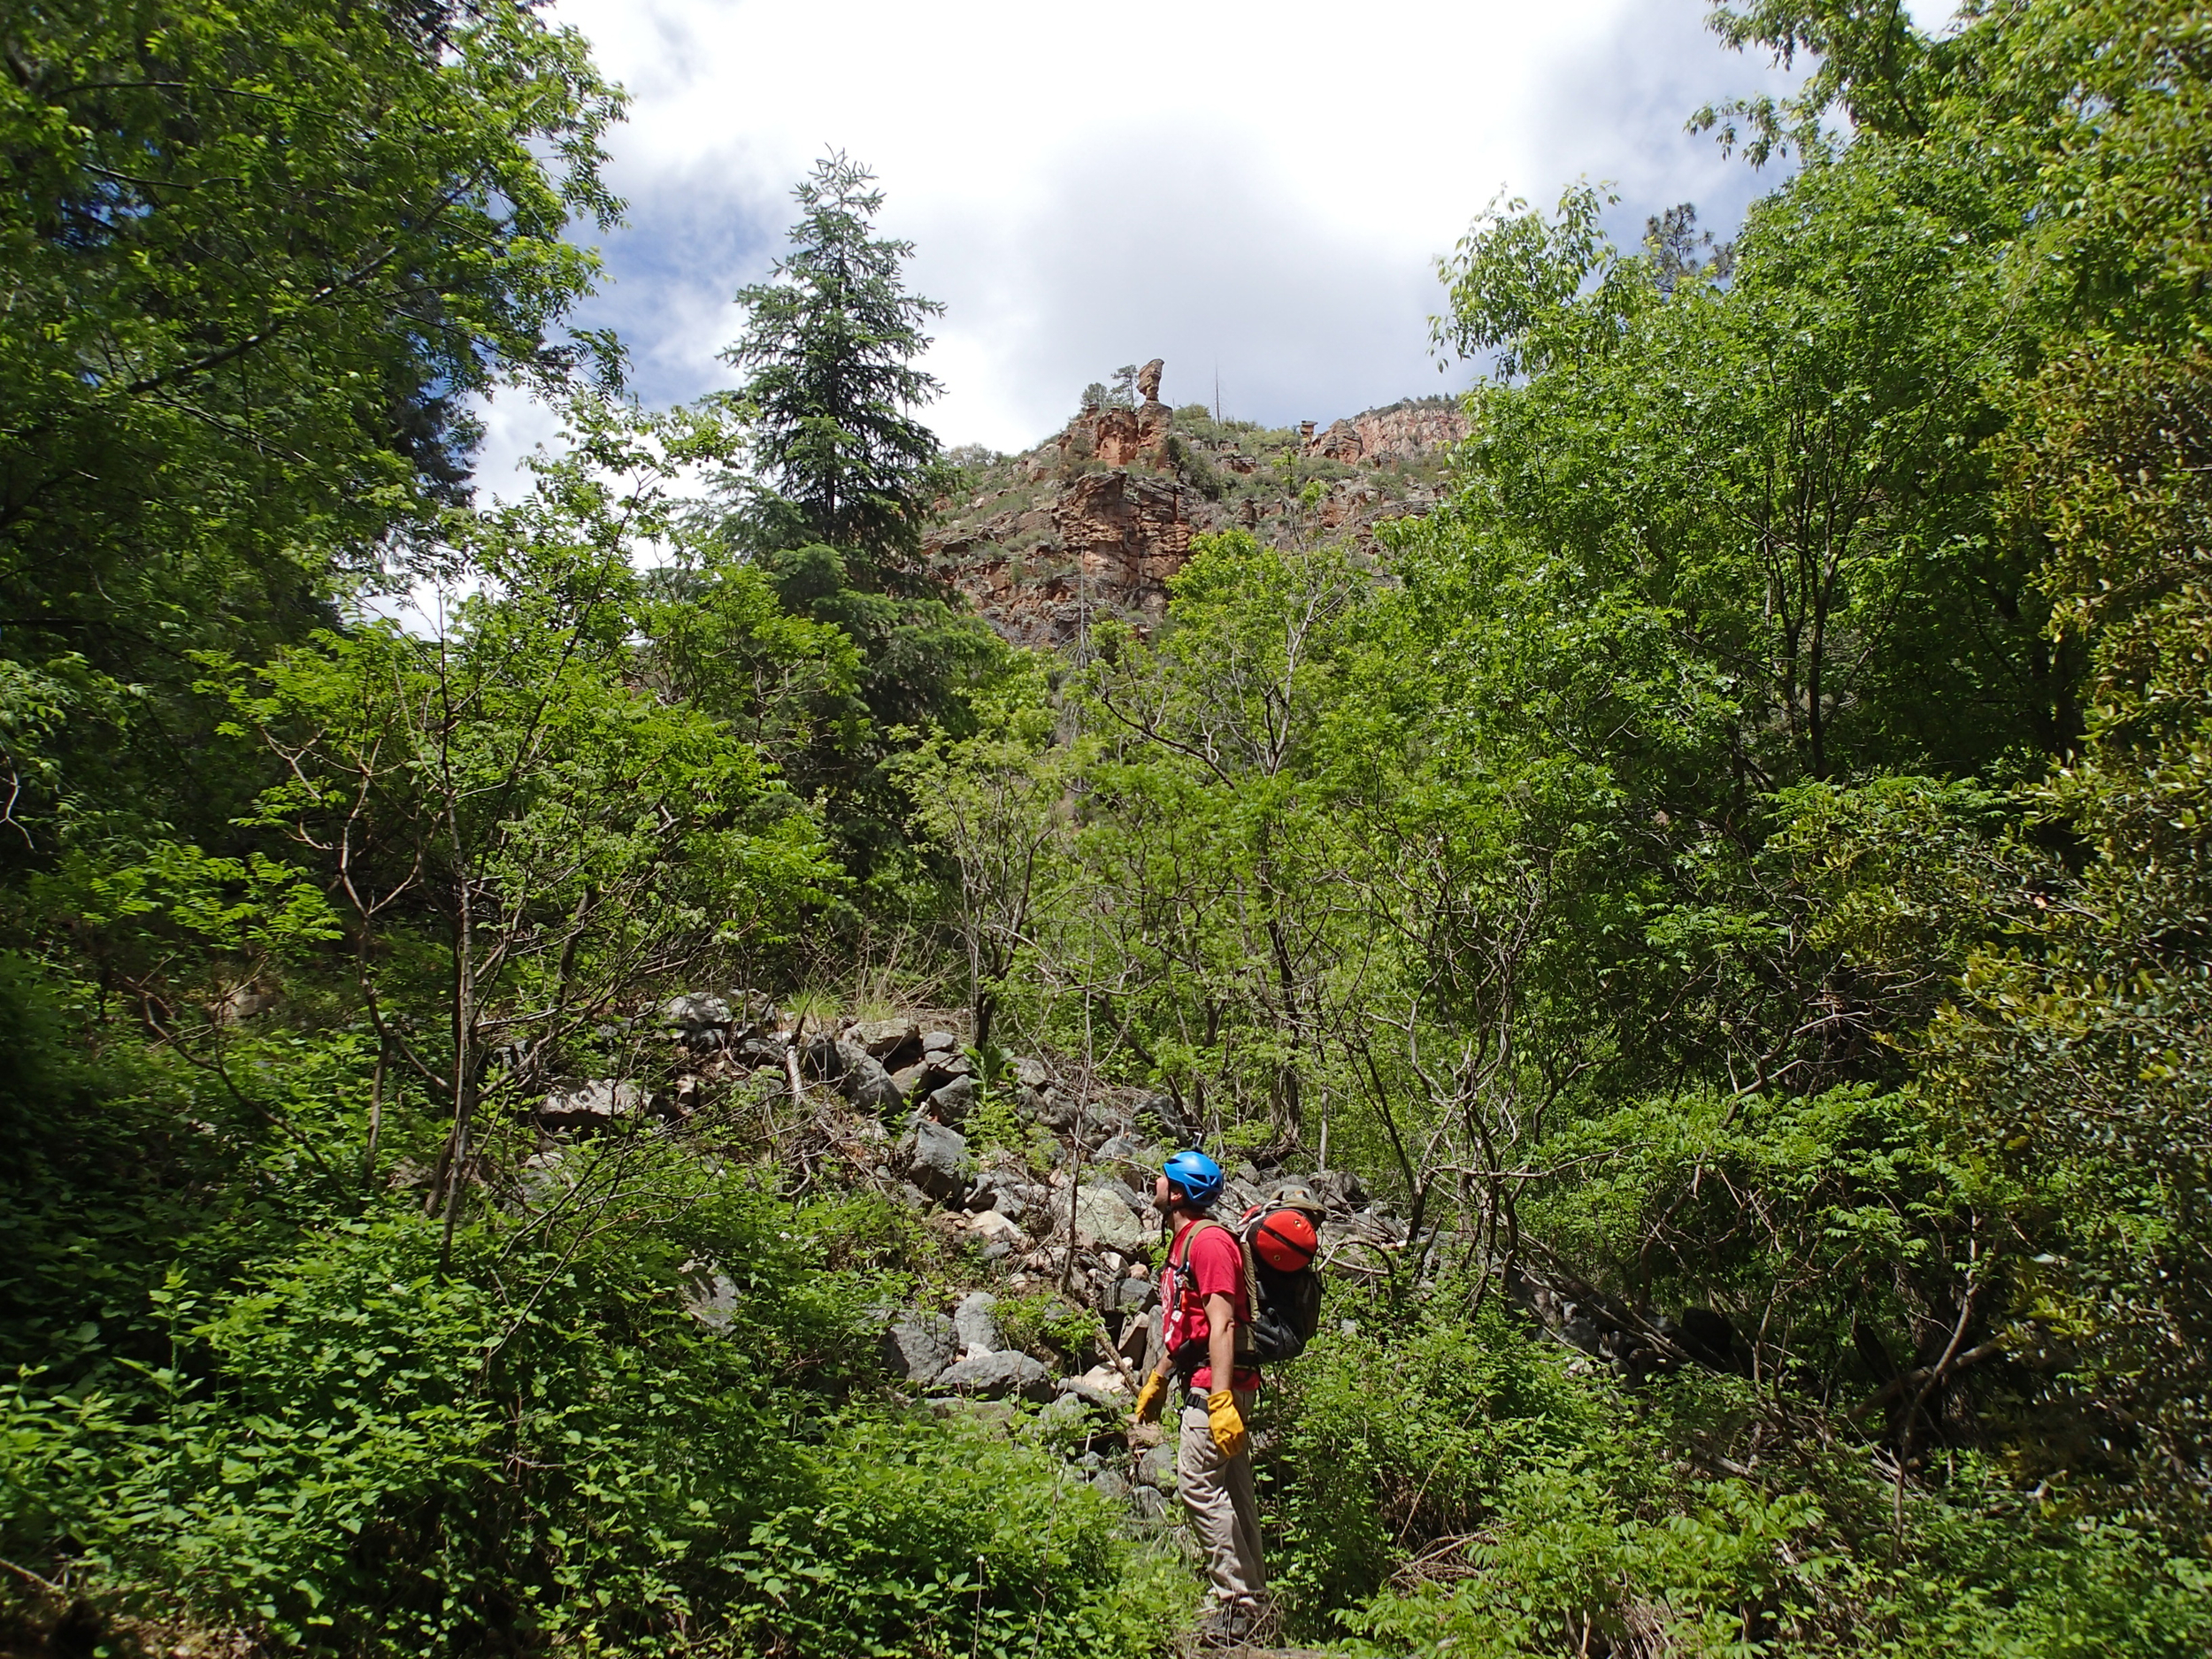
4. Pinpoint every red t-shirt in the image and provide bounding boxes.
[1162,1218,1257,1392]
